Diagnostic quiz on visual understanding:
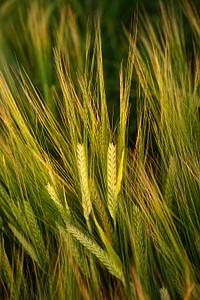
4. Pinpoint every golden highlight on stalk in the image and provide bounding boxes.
[107,143,117,222]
